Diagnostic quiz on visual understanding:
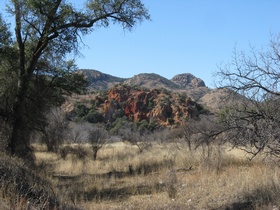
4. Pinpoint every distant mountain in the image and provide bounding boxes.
[123,73,181,90]
[79,69,207,92]
[78,69,238,112]
[171,73,206,88]
[68,69,242,120]
[80,69,125,90]
[198,88,246,112]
